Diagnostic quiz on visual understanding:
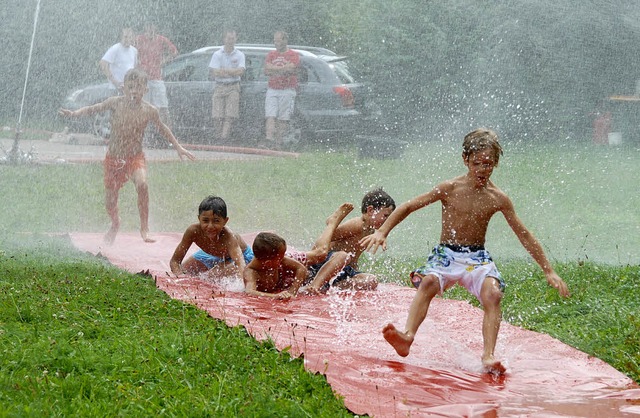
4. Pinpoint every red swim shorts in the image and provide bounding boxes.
[103,153,146,191]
